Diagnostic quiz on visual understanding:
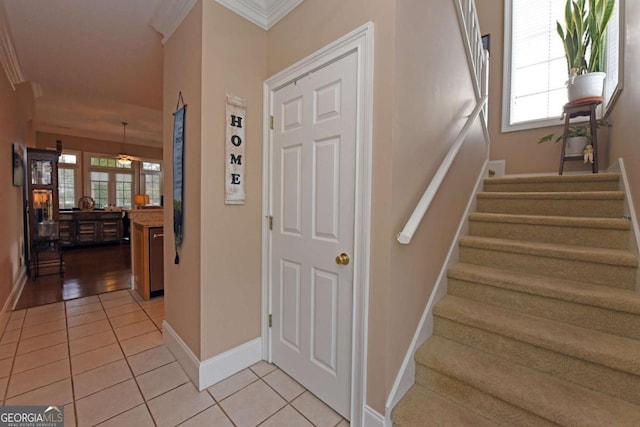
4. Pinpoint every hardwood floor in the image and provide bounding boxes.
[15,243,132,310]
